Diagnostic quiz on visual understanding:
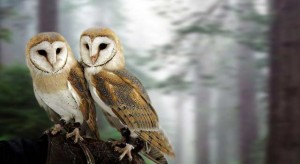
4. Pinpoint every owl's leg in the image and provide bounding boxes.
[114,138,144,161]
[133,138,144,153]
[66,122,84,143]
[121,127,131,142]
[113,127,136,161]
[51,119,66,135]
[111,127,130,146]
